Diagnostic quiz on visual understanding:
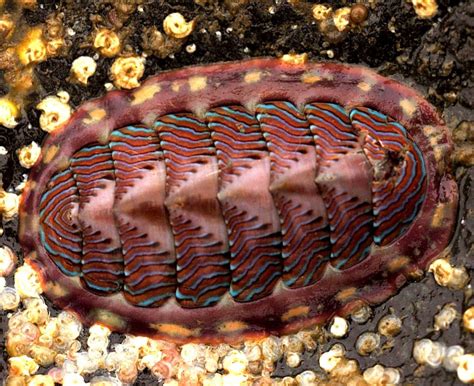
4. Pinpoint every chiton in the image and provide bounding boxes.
[19,58,458,343]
